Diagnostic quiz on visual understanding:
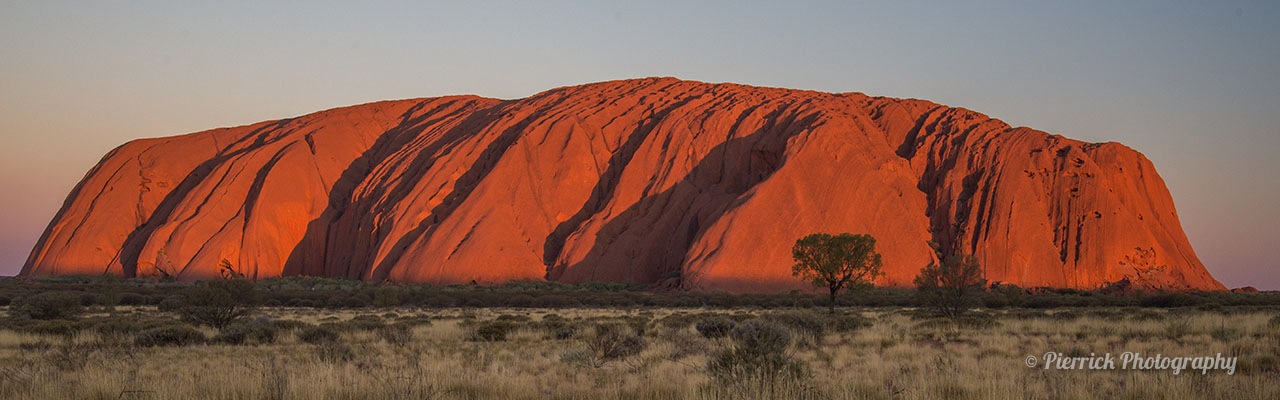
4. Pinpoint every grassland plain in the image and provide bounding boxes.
[1,304,1278,399]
